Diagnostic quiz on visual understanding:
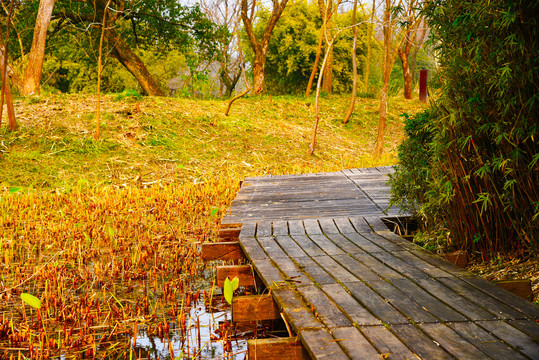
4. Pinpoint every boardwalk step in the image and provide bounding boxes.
[200,241,245,261]
[216,265,255,287]
[247,337,310,360]
[232,294,279,322]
